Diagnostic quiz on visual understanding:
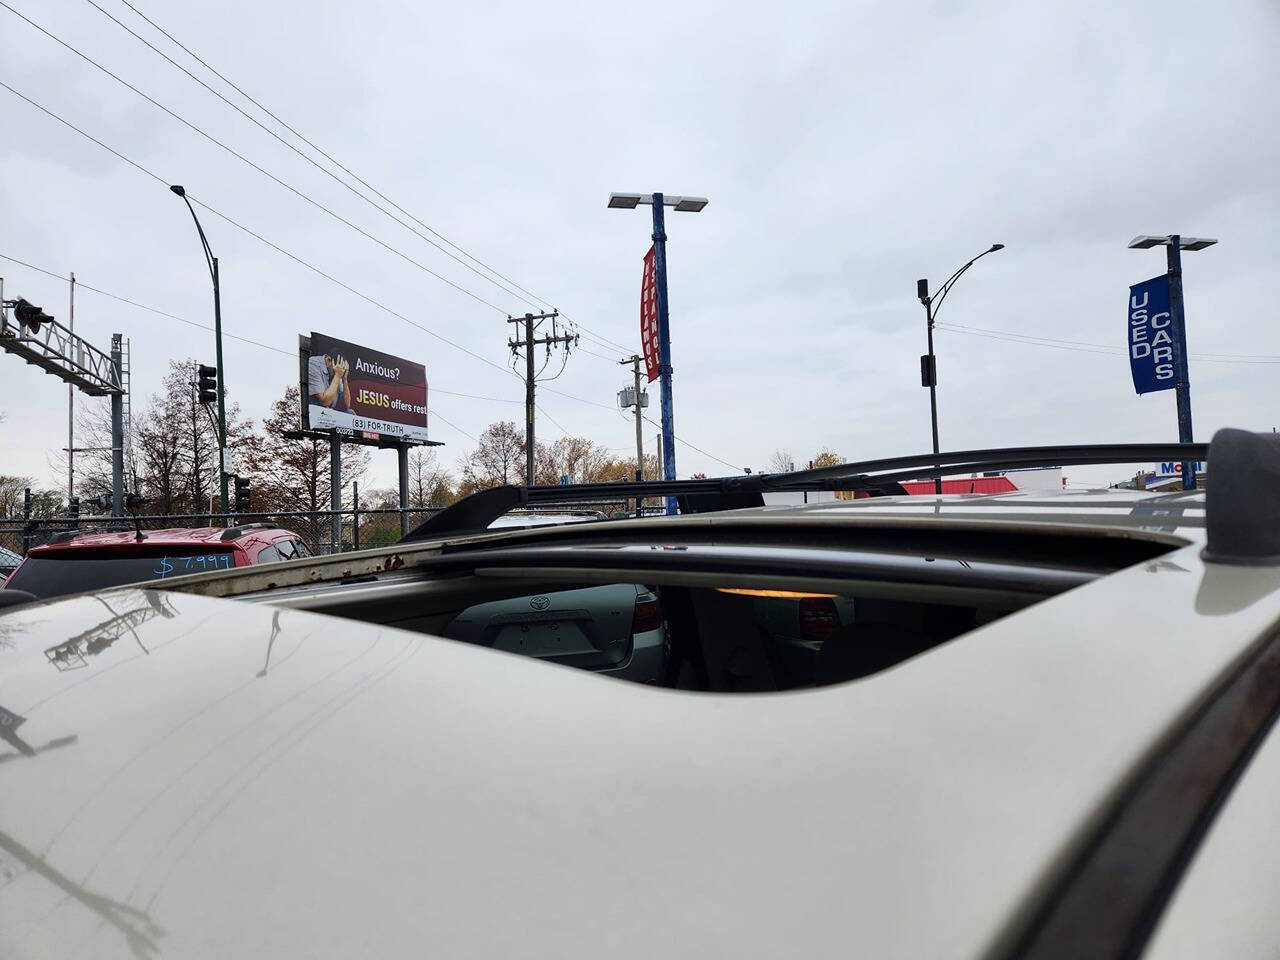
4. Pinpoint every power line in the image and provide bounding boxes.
[114,0,551,308]
[0,252,480,445]
[562,312,632,353]
[941,320,1280,360]
[1,0,512,315]
[2,77,523,376]
[936,321,1280,364]
[0,252,538,409]
[575,345,625,363]
[94,0,635,353]
[80,0,544,314]
[641,413,741,472]
[0,81,738,472]
[0,78,519,379]
[535,403,572,439]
